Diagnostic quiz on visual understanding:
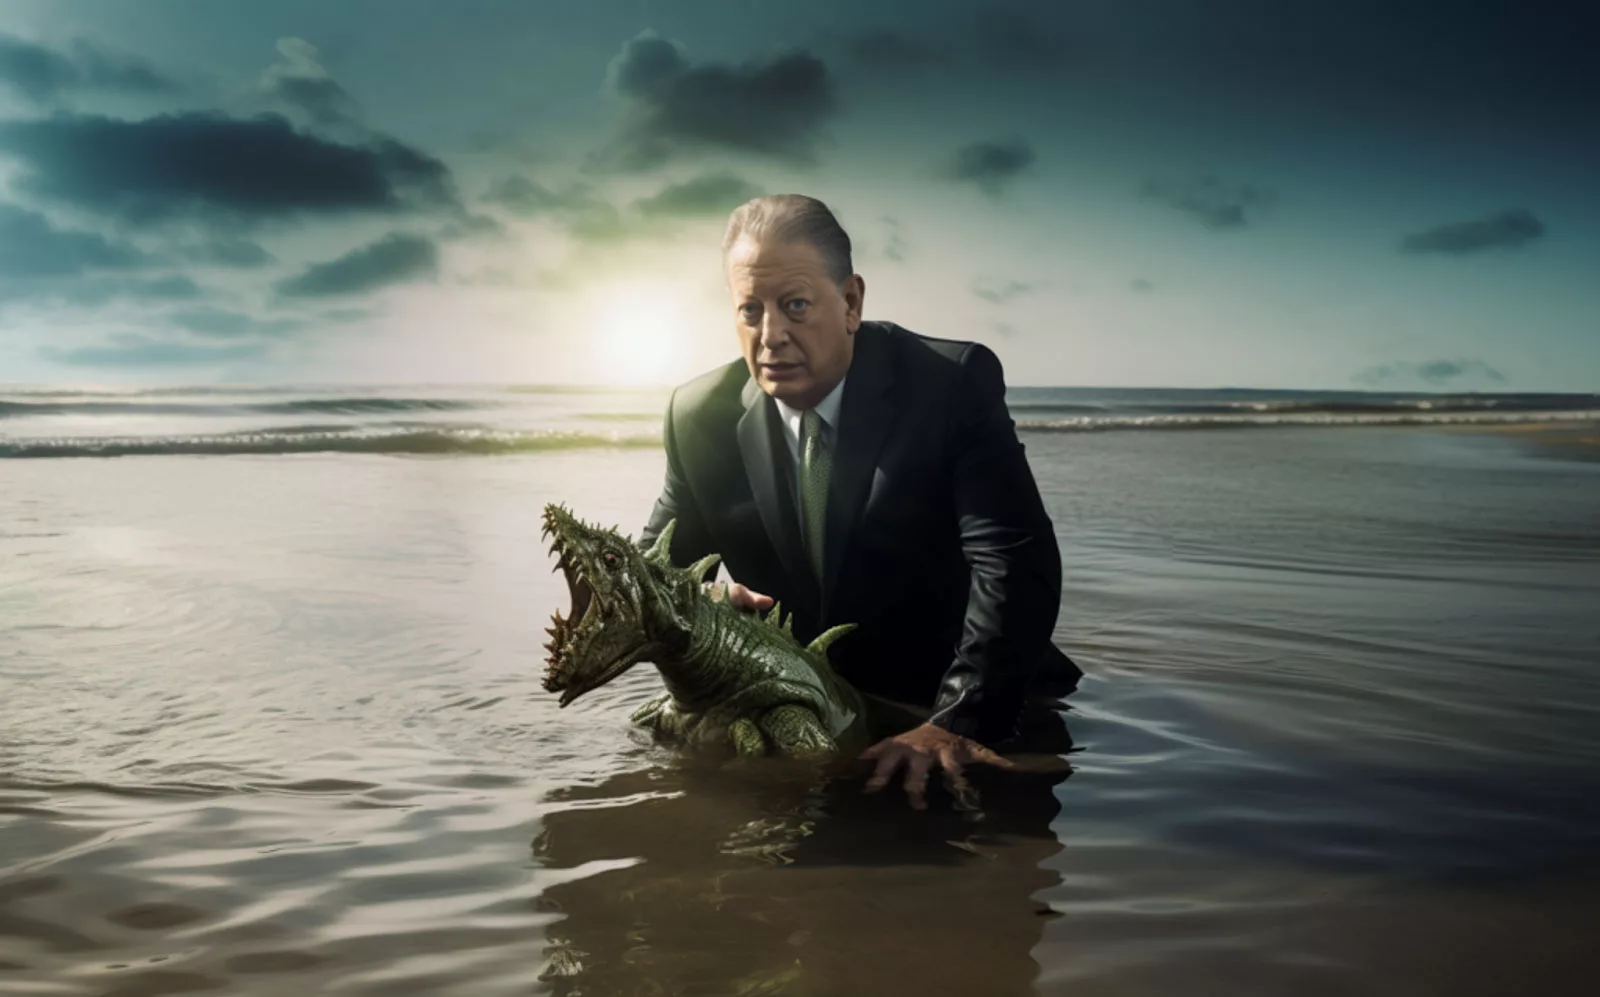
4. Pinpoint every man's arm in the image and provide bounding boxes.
[640,387,718,583]
[924,342,1063,745]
